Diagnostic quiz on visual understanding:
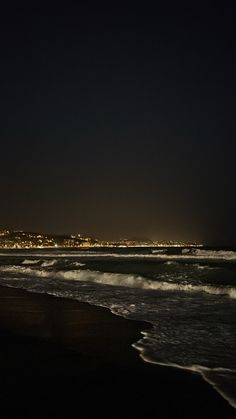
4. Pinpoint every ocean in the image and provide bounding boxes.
[0,246,235,409]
